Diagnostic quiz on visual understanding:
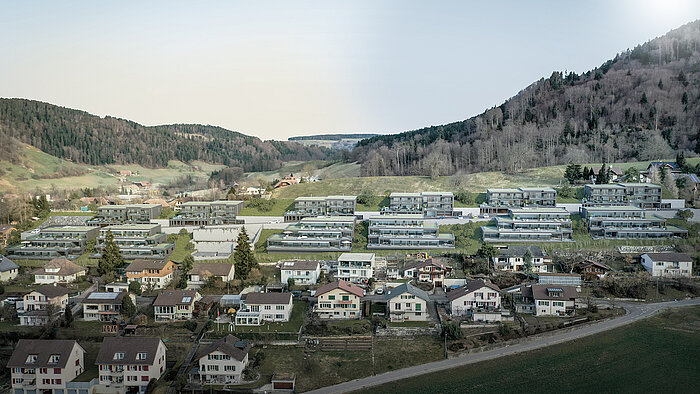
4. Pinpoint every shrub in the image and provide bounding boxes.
[183,320,198,332]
